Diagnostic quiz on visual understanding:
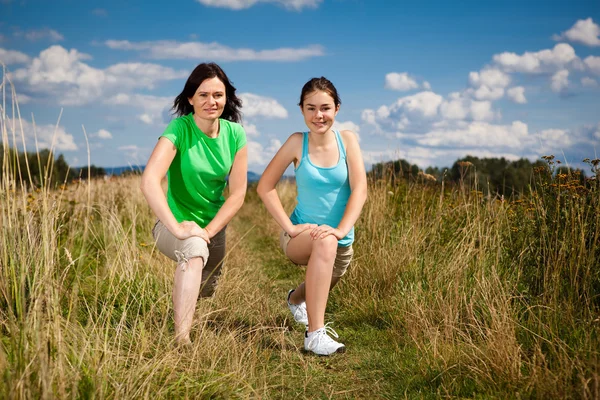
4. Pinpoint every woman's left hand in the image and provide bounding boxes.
[310,224,344,240]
